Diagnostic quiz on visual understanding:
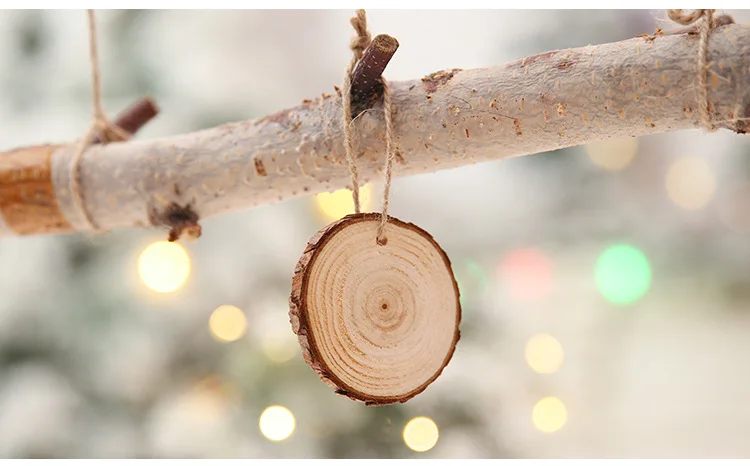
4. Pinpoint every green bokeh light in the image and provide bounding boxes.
[465,259,489,290]
[455,259,489,307]
[596,244,652,306]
